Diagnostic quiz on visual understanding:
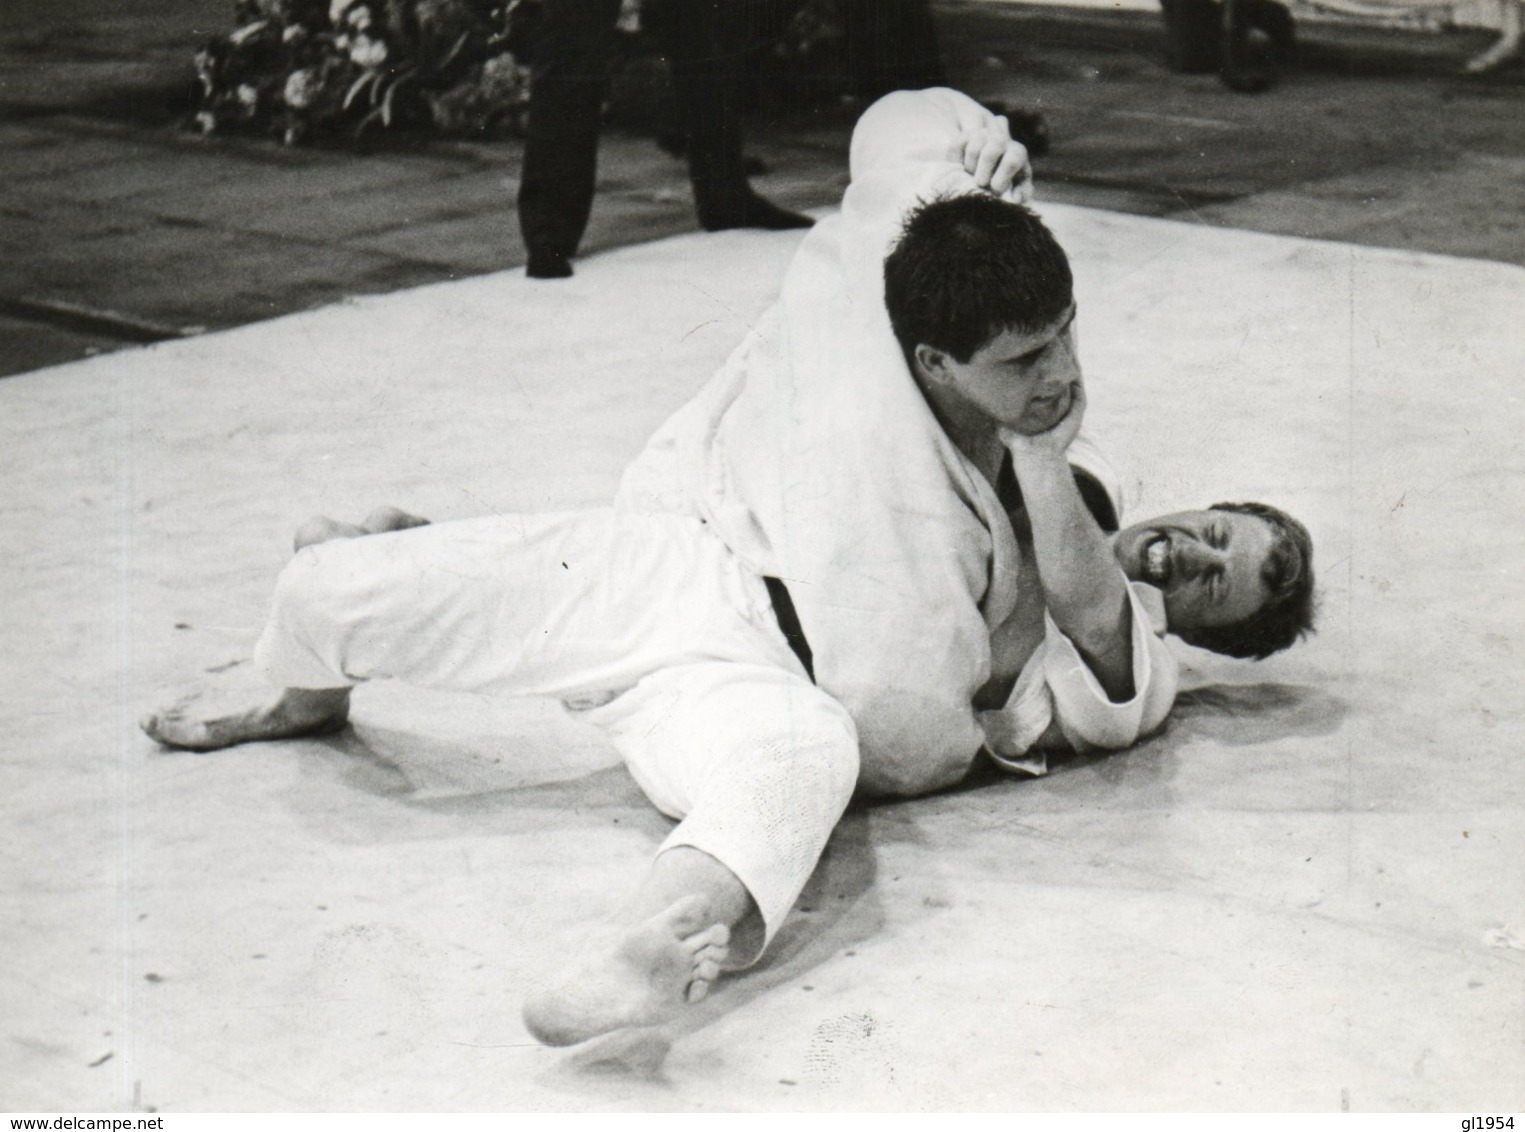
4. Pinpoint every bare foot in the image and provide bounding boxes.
[522,896,731,1047]
[293,515,366,552]
[292,507,430,552]
[140,686,351,752]
[361,505,430,535]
